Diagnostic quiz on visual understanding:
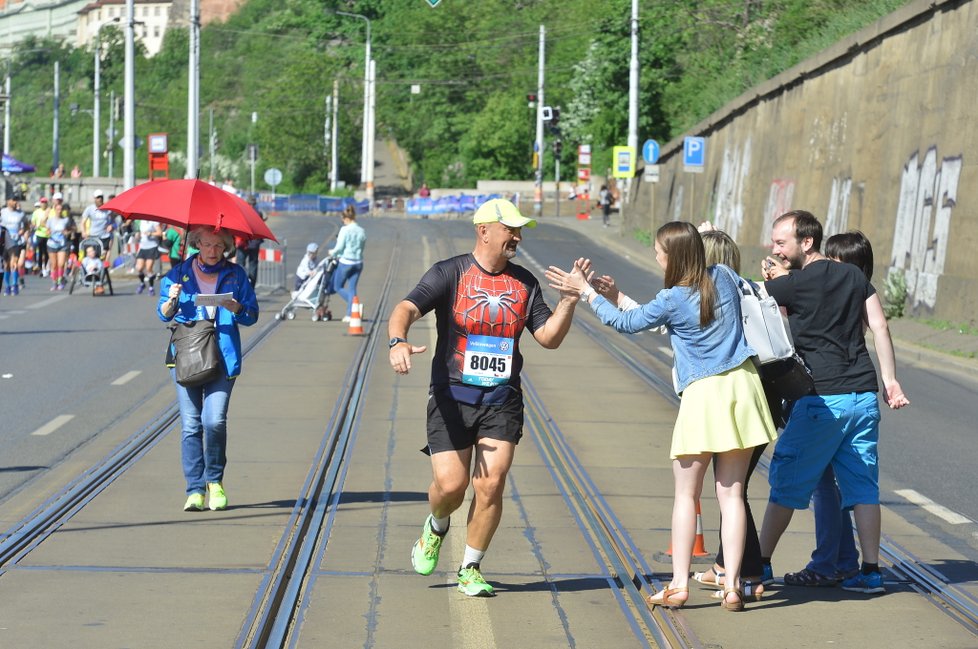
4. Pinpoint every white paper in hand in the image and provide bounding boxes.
[193,292,233,307]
